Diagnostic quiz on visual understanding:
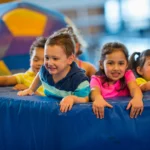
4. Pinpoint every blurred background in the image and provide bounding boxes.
[1,0,150,69]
